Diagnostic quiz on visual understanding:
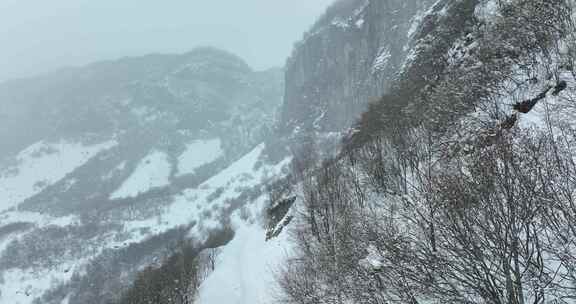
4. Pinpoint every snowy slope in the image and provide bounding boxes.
[177,139,223,176]
[0,47,284,304]
[0,139,117,212]
[1,261,80,304]
[0,142,290,304]
[110,150,172,199]
[122,143,290,242]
